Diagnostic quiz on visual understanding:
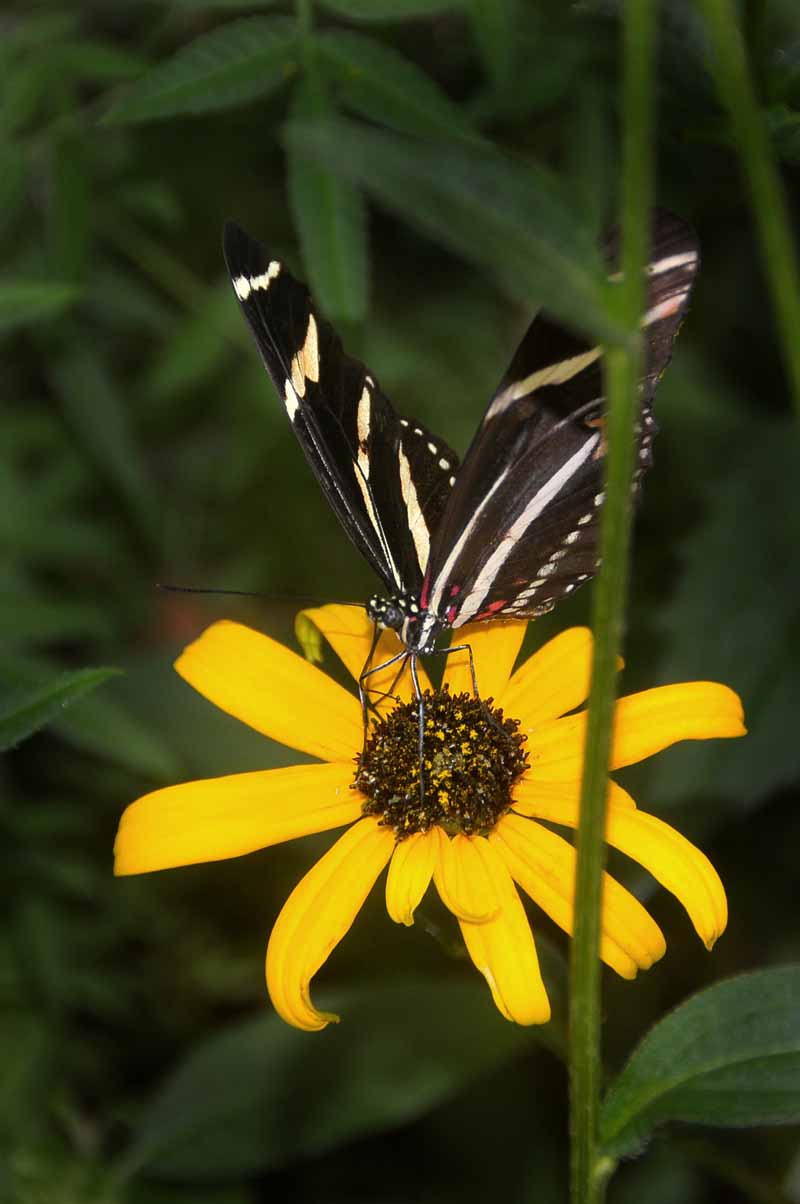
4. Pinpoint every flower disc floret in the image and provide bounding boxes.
[355,687,528,838]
